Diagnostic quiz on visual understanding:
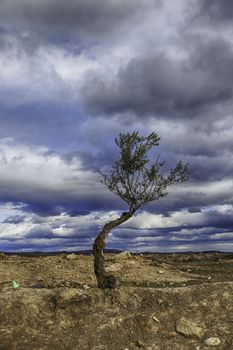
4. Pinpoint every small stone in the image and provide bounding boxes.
[152,316,160,323]
[135,339,144,348]
[158,270,164,274]
[127,260,136,265]
[204,337,221,346]
[176,317,204,338]
[158,299,163,306]
[66,253,77,260]
[59,319,73,329]
[105,263,123,272]
[169,331,177,338]
[36,275,44,282]
[46,320,54,325]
